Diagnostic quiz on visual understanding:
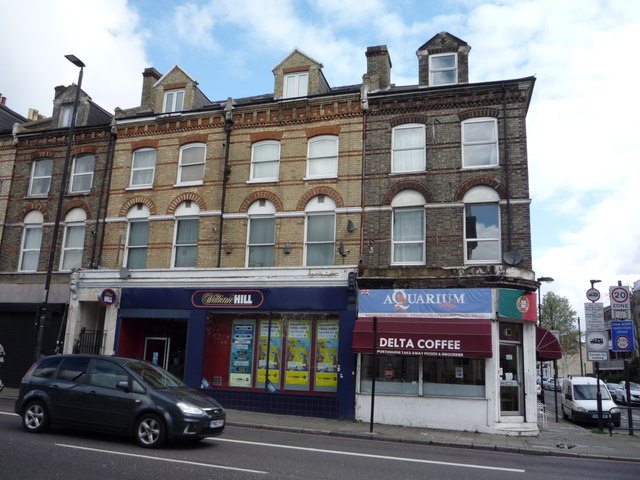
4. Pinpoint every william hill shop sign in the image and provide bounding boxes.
[192,290,264,308]
[353,289,494,358]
